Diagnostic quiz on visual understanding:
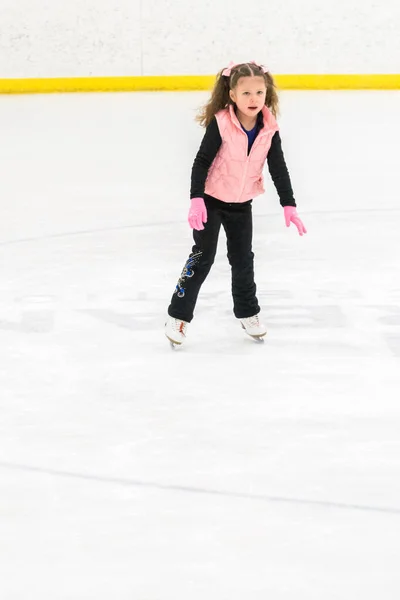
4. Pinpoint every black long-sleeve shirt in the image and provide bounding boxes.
[190,115,296,207]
